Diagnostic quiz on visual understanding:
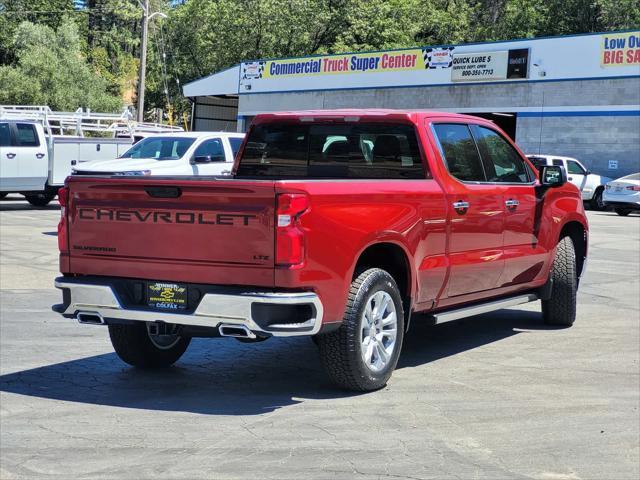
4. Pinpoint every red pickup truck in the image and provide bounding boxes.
[53,110,588,391]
